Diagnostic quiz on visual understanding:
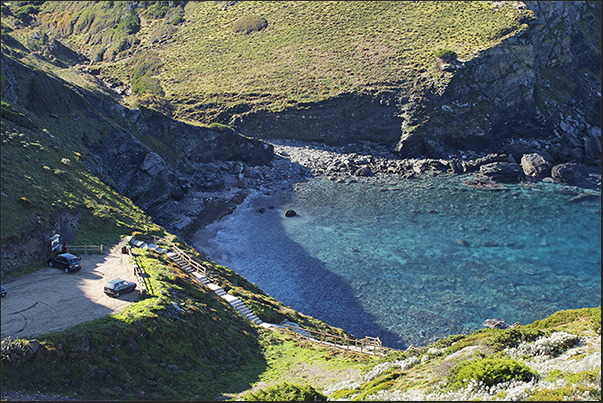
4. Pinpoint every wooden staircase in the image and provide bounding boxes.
[164,250,266,327]
[131,238,401,354]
